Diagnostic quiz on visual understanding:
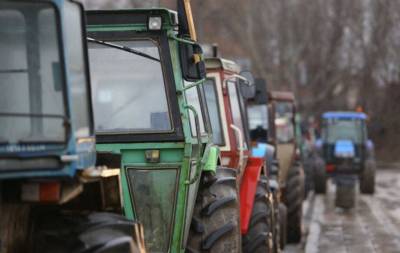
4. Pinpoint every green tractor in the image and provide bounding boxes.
[85,3,232,252]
